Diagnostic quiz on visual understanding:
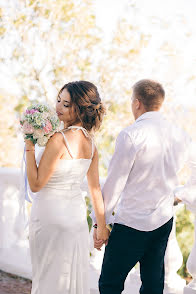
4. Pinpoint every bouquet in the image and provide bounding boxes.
[20,103,60,146]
